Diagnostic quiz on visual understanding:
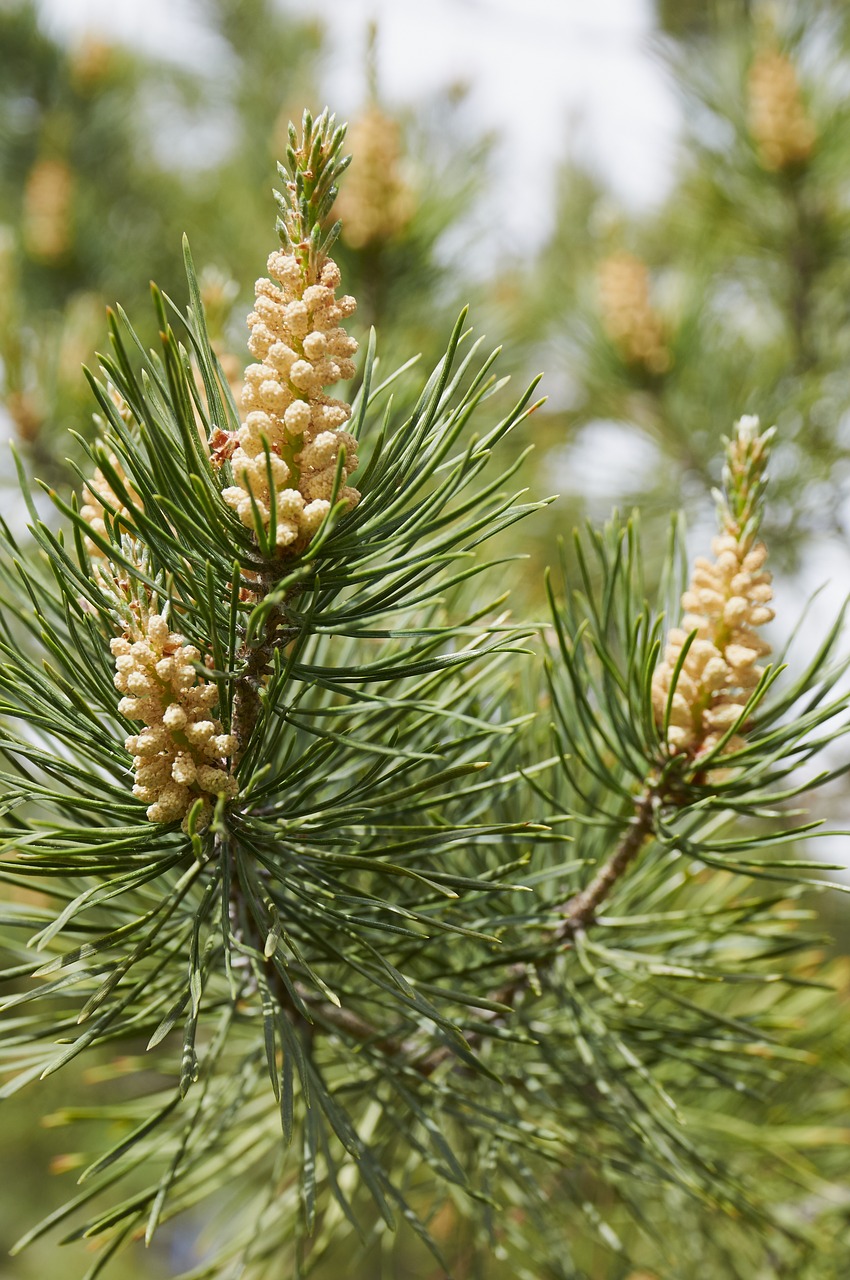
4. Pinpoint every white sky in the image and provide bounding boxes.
[35,0,680,246]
